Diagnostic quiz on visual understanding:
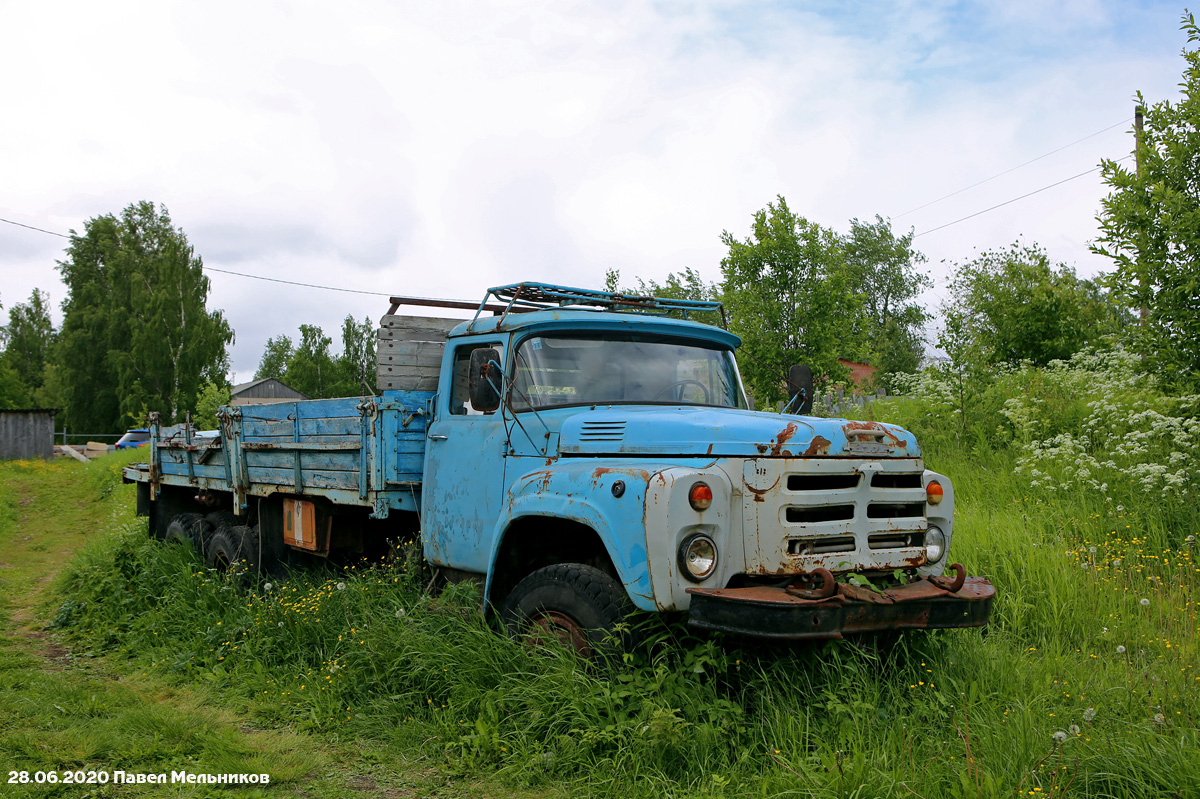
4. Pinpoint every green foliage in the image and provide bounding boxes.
[54,201,233,432]
[1094,12,1200,386]
[335,314,377,397]
[253,315,376,399]
[1,287,56,393]
[285,324,338,398]
[720,197,862,404]
[718,199,928,405]
[193,380,231,429]
[626,266,725,328]
[254,334,293,381]
[0,360,29,409]
[942,241,1127,368]
[843,215,930,382]
[881,346,1199,535]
